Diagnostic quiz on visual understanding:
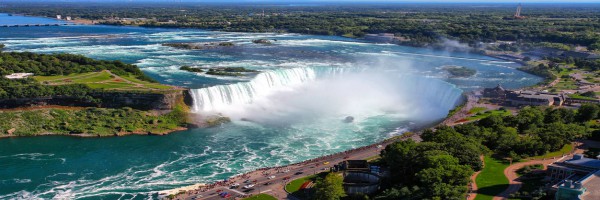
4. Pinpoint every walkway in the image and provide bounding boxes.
[165,134,421,200]
[467,155,484,200]
[493,142,584,200]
